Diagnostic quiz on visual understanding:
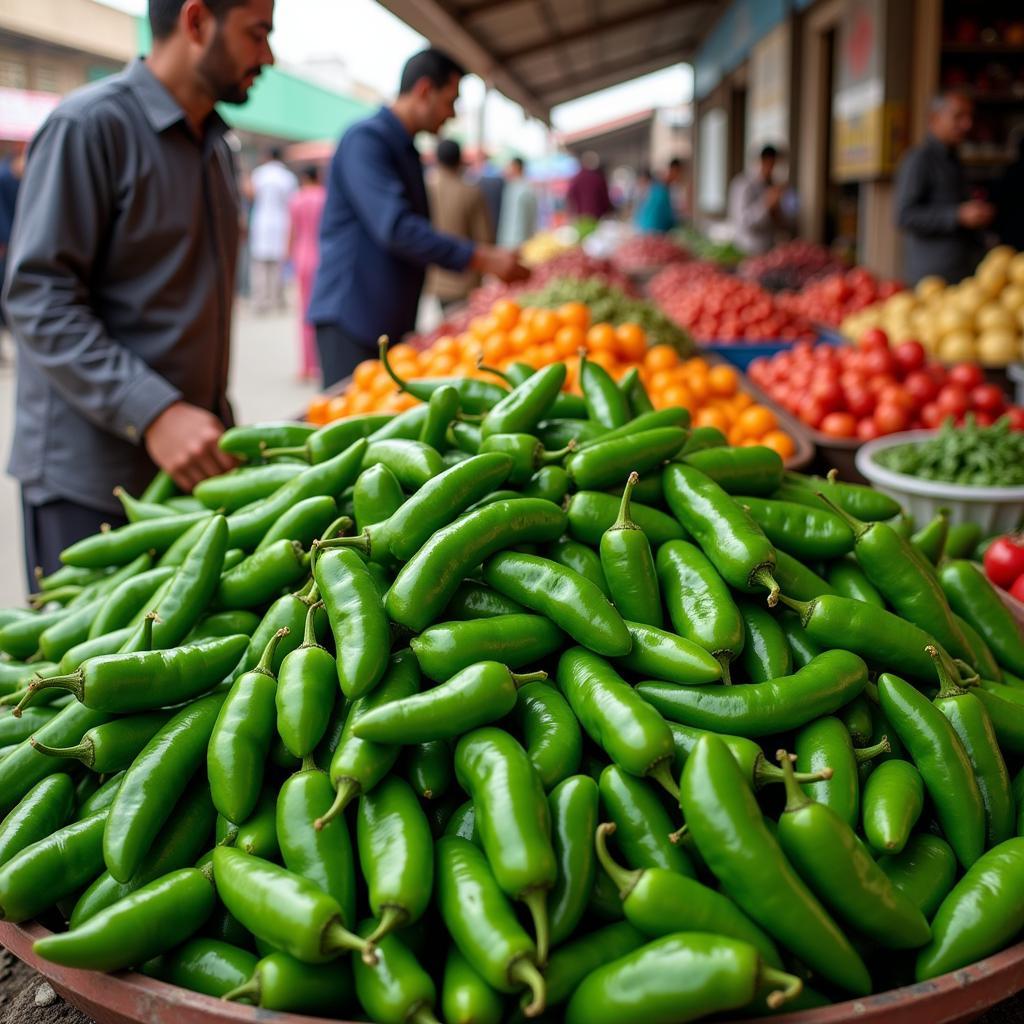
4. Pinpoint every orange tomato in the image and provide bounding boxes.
[481,333,509,364]
[648,369,677,395]
[586,349,617,373]
[326,395,349,421]
[349,390,376,414]
[529,309,560,342]
[389,342,419,363]
[432,335,460,357]
[553,324,585,359]
[692,406,731,433]
[585,322,617,353]
[644,344,679,372]
[307,395,330,424]
[661,384,692,409]
[558,301,590,330]
[707,364,739,397]
[508,323,532,353]
[760,429,796,459]
[352,360,379,388]
[734,404,777,439]
[615,323,647,363]
[491,299,521,332]
[427,352,457,375]
[684,374,710,403]
[536,343,559,366]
